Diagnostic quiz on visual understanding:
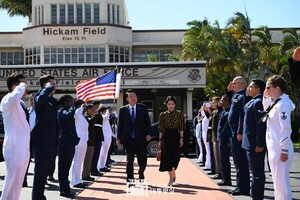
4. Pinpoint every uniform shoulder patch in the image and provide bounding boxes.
[281,112,287,120]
